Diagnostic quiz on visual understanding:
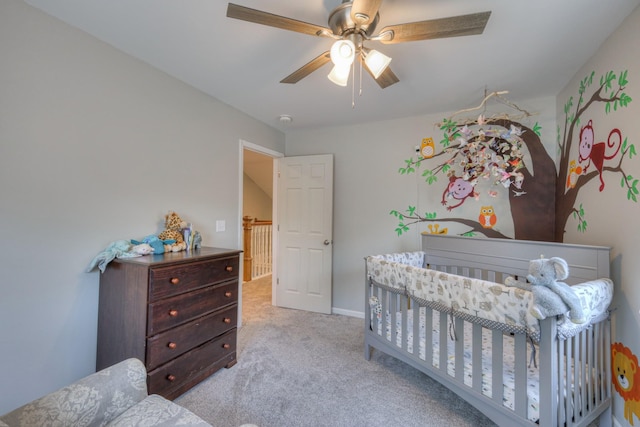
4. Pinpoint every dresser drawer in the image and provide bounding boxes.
[147,329,237,398]
[148,281,237,335]
[146,305,237,370]
[149,256,239,301]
